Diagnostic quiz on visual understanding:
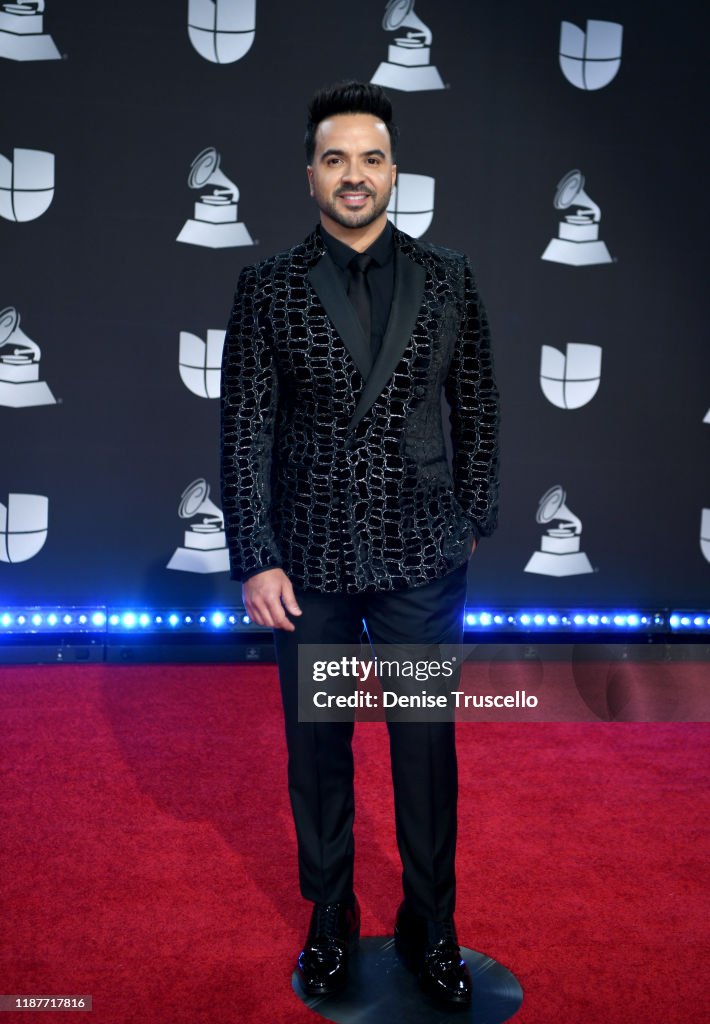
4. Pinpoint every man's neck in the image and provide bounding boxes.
[319,213,389,253]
